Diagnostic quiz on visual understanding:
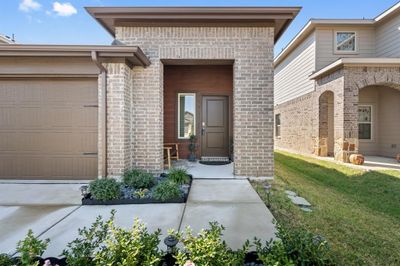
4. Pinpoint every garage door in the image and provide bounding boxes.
[0,79,98,180]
